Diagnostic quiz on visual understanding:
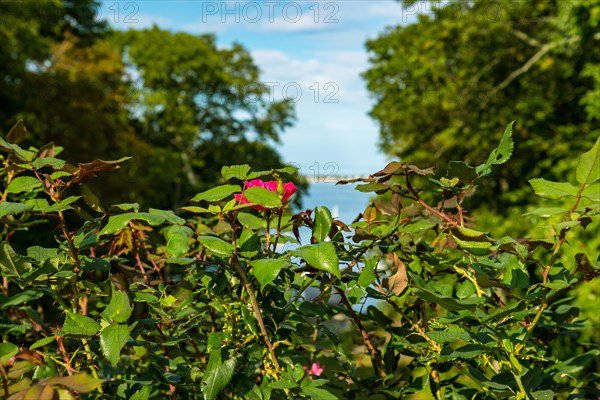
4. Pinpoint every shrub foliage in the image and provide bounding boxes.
[0,121,598,399]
